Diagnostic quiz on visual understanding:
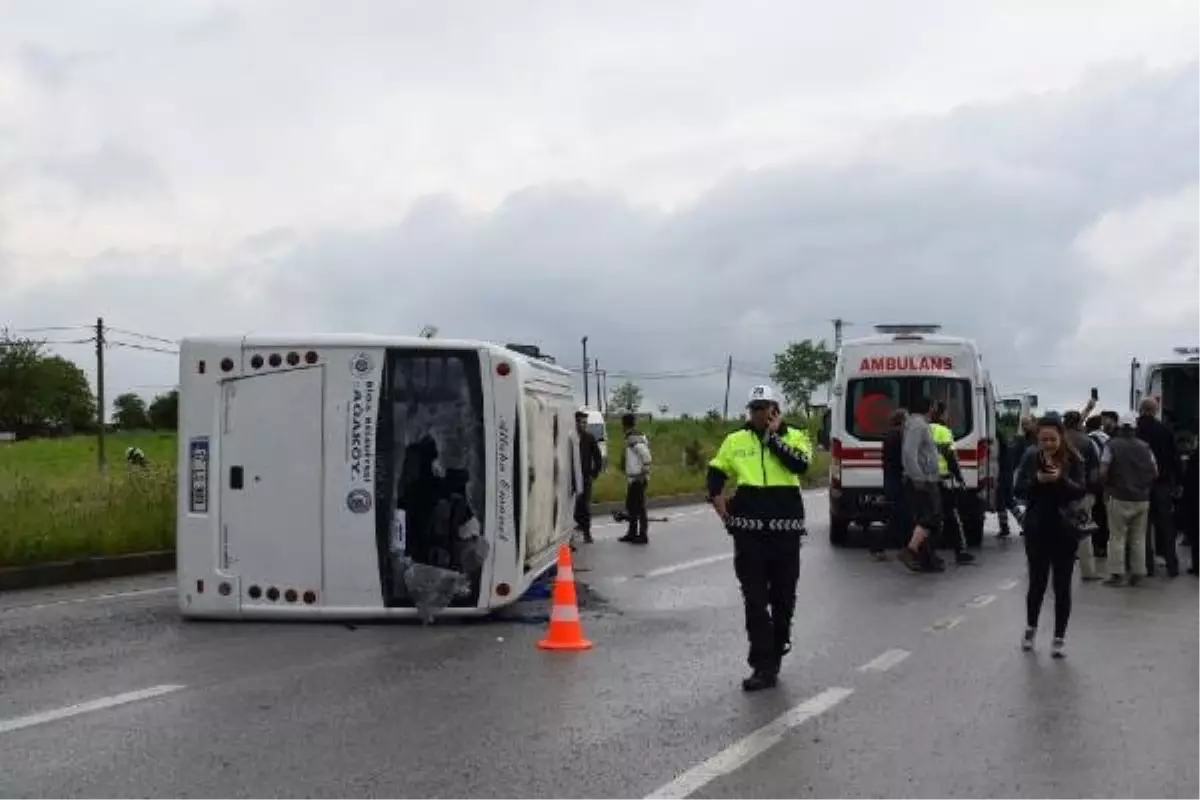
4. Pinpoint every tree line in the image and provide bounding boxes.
[0,330,177,437]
